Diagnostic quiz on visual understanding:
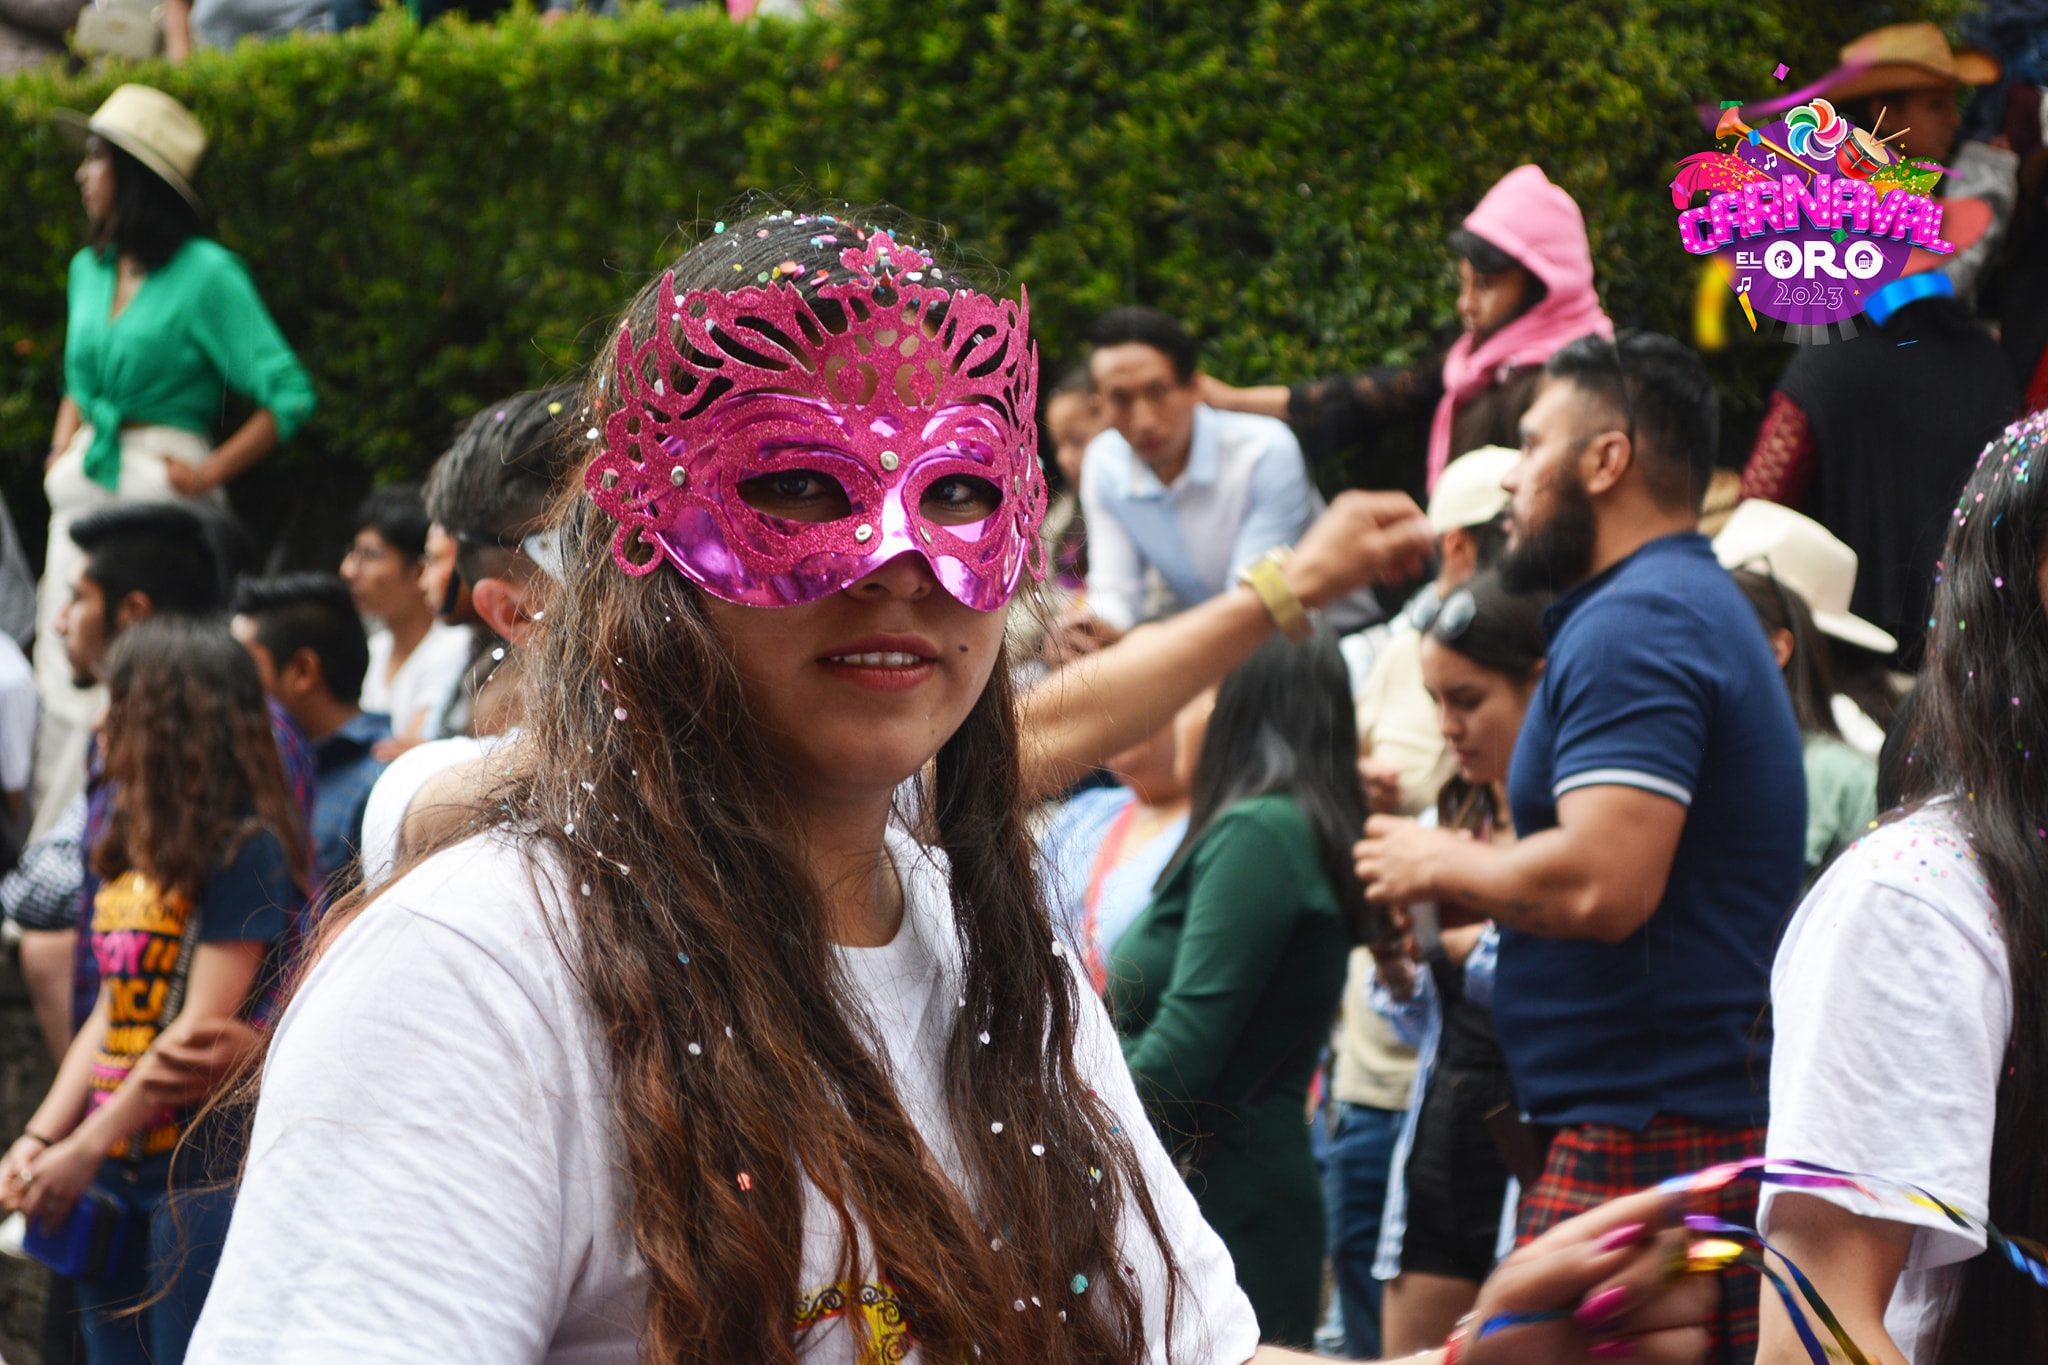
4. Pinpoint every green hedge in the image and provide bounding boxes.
[0,0,1966,564]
